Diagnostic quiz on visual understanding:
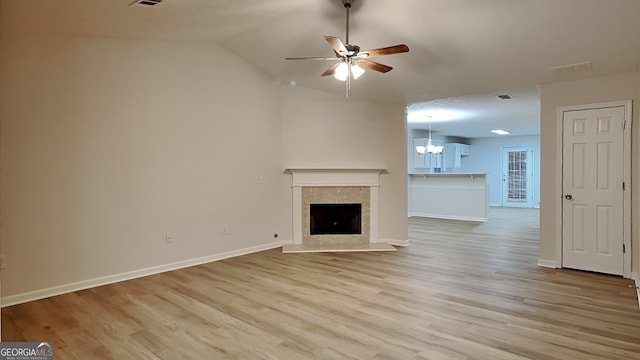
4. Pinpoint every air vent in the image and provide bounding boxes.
[129,0,163,7]
[549,61,592,75]
[497,94,512,100]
